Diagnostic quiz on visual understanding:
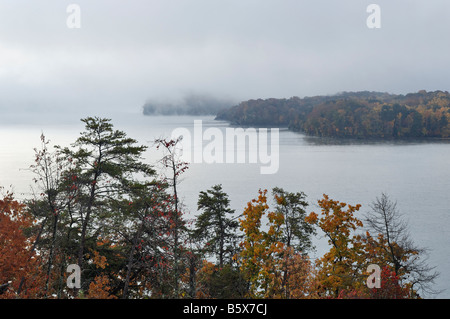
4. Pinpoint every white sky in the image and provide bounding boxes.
[0,0,450,118]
